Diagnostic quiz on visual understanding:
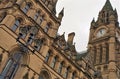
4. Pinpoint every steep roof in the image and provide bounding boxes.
[102,0,113,11]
